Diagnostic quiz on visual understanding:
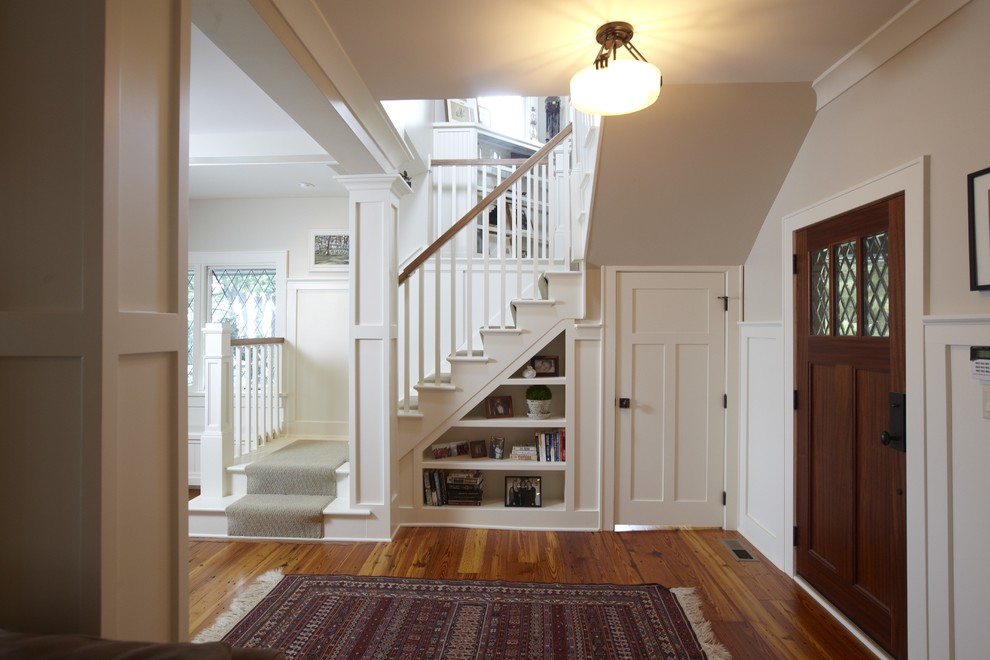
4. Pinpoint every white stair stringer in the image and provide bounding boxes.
[395,270,584,461]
